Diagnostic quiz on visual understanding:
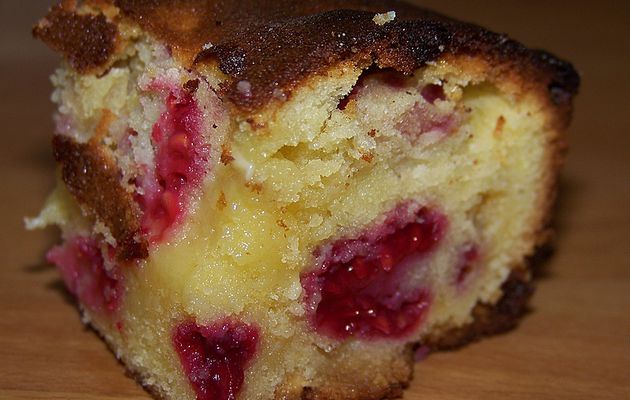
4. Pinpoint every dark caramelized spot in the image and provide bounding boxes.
[35,1,577,111]
[33,4,118,73]
[199,10,450,111]
[52,135,148,261]
[220,145,235,165]
[184,78,200,93]
[217,192,228,210]
[117,0,576,111]
[173,320,259,400]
